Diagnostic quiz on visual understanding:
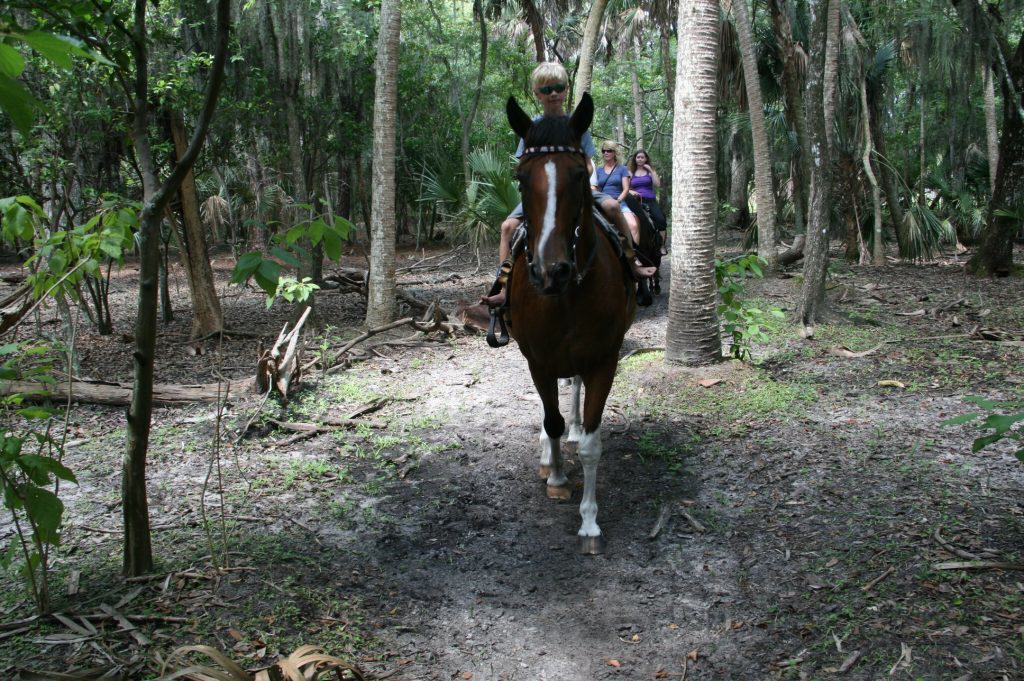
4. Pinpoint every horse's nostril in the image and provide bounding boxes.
[551,261,572,282]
